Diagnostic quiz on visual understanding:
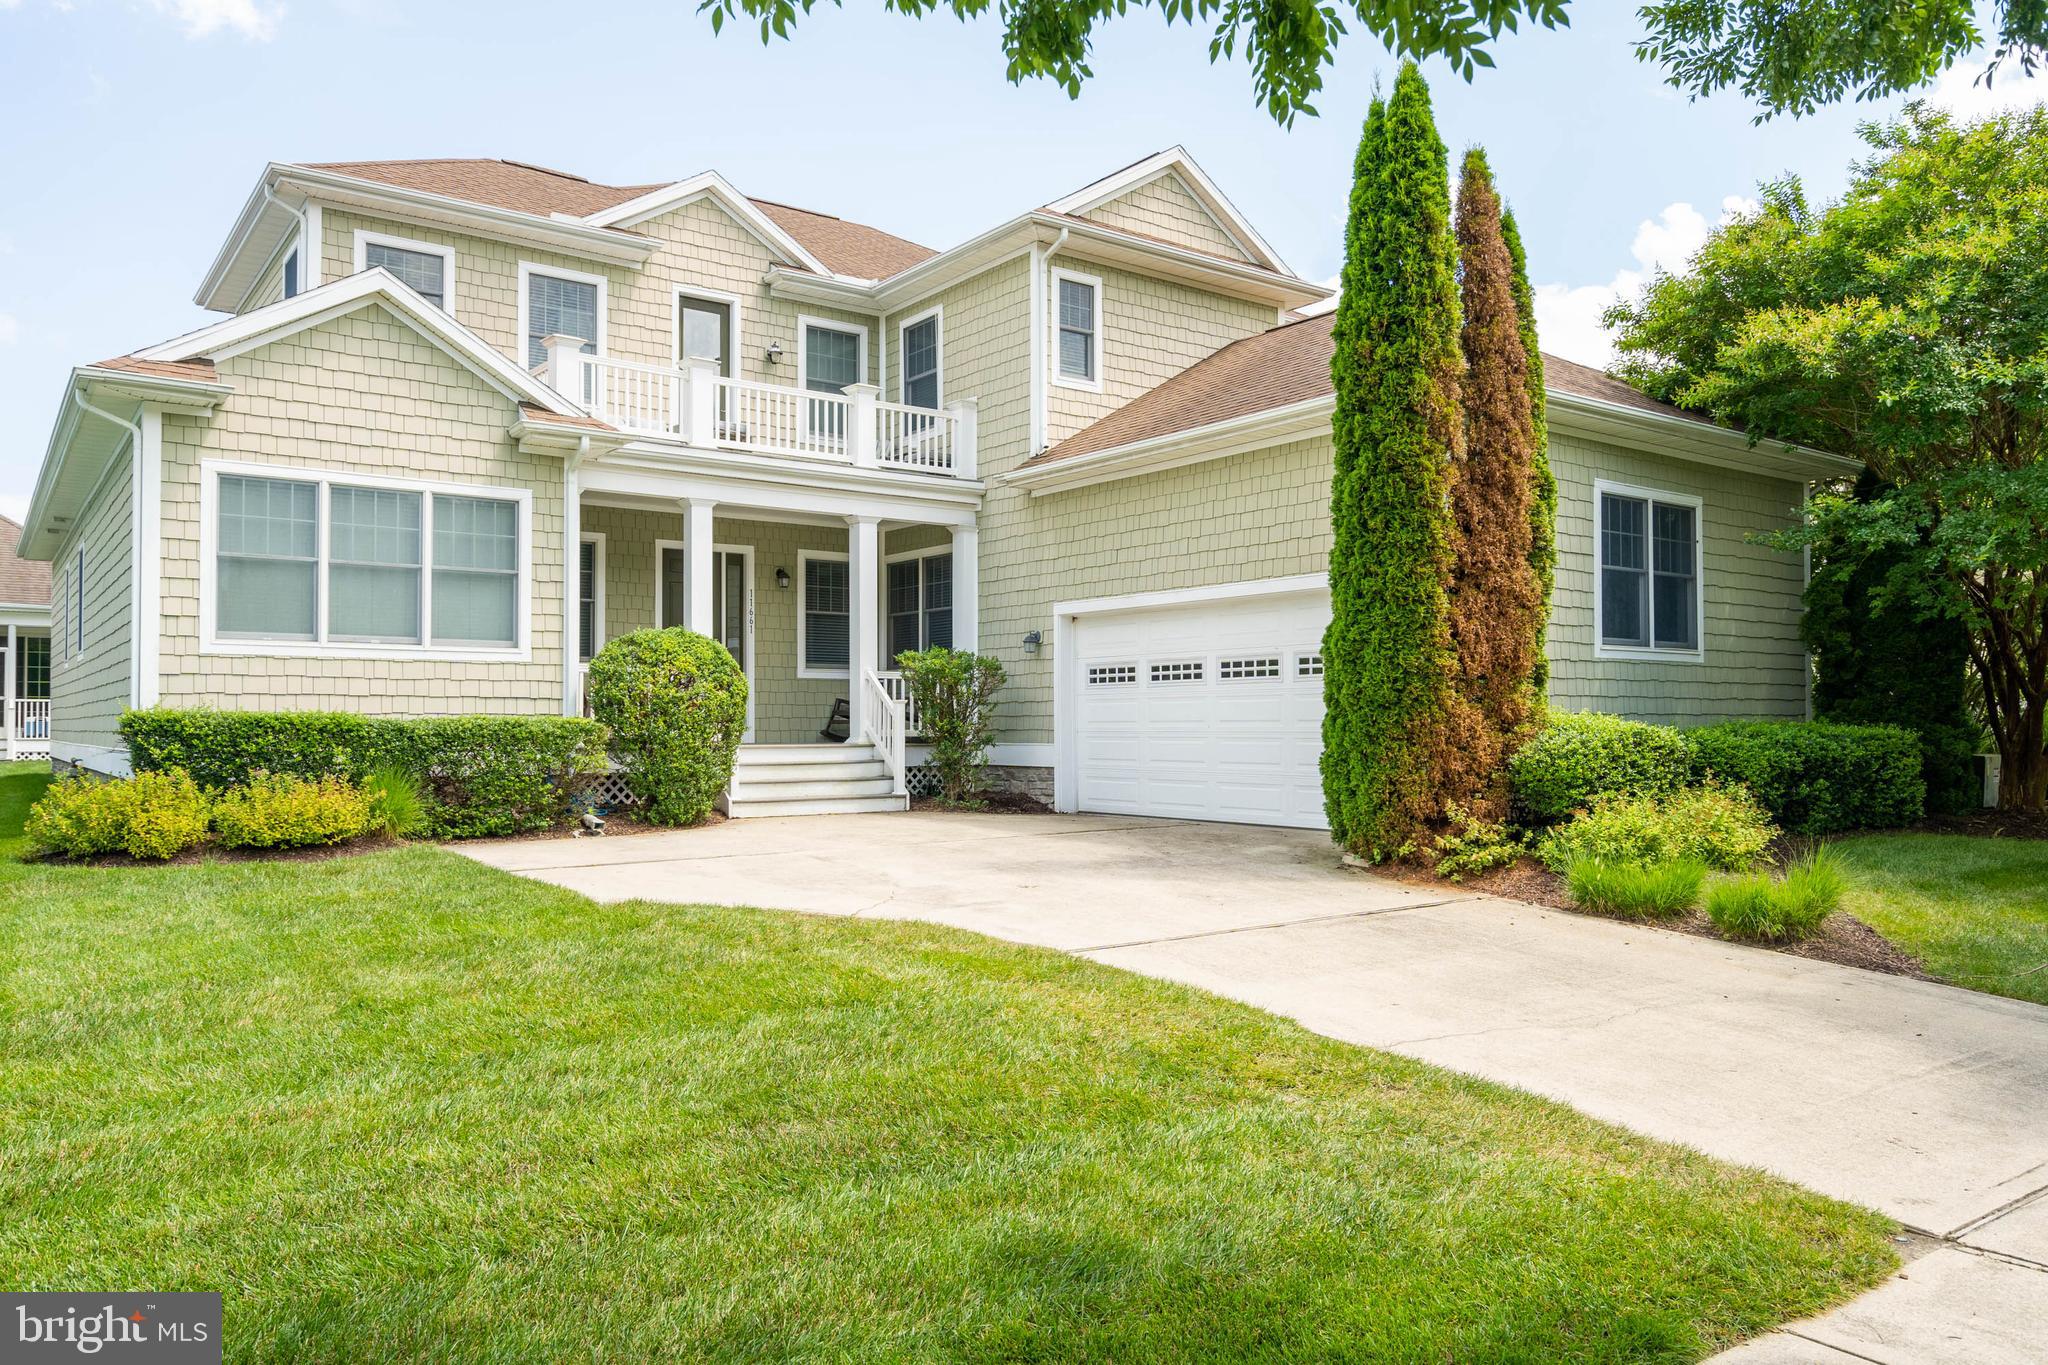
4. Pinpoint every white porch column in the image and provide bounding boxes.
[3,622,14,759]
[562,463,582,716]
[684,498,717,634]
[681,356,720,445]
[543,334,586,405]
[946,396,978,480]
[844,384,879,468]
[950,524,979,652]
[847,515,881,679]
